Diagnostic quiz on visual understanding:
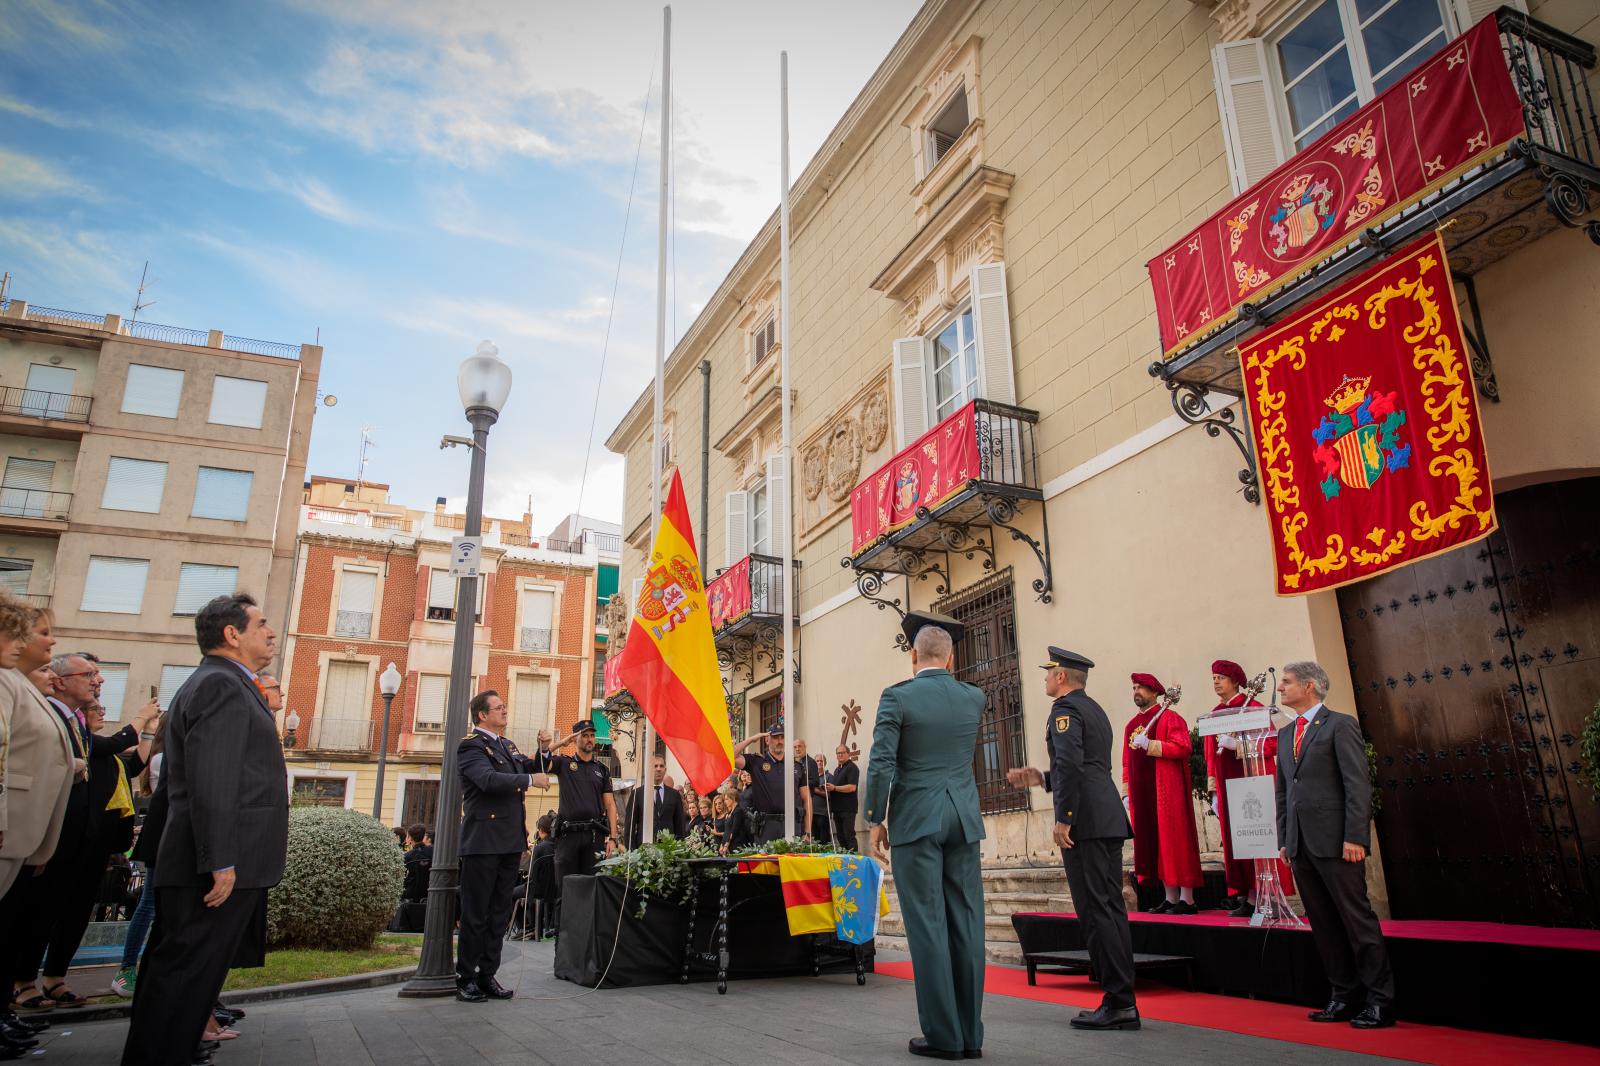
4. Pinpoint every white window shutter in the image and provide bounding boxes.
[207,376,268,429]
[415,674,449,728]
[98,663,130,721]
[892,337,930,449]
[630,576,645,616]
[101,457,167,513]
[81,557,150,614]
[765,455,790,558]
[193,467,253,520]
[1450,0,1522,34]
[122,364,185,418]
[427,568,455,610]
[969,261,1017,407]
[724,490,749,567]
[174,563,239,614]
[158,664,197,710]
[1211,39,1288,195]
